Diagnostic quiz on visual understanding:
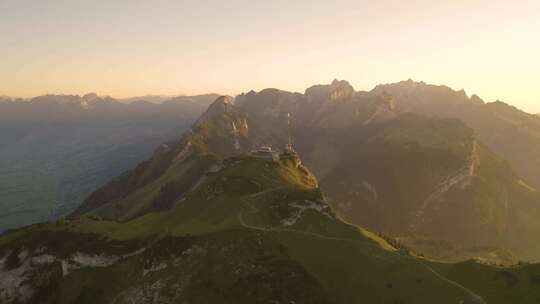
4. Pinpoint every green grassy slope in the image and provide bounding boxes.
[4,155,521,304]
[431,260,540,304]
